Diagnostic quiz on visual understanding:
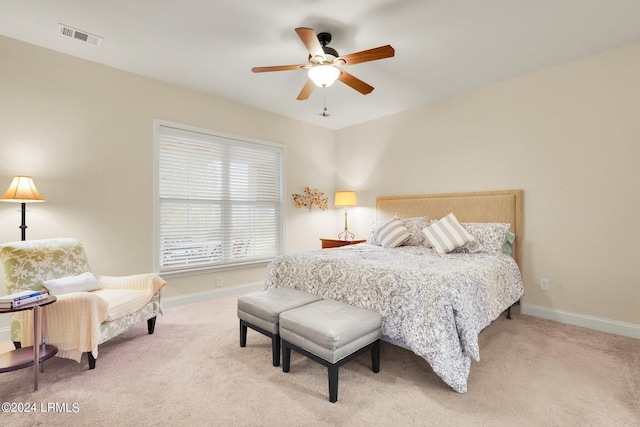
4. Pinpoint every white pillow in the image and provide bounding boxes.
[375,216,411,248]
[43,272,101,296]
[366,220,386,246]
[422,213,475,254]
